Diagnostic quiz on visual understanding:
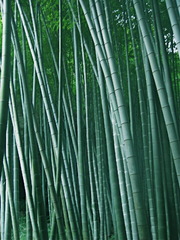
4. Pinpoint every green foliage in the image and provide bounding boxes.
[39,0,73,32]
[109,235,115,240]
[18,215,26,240]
